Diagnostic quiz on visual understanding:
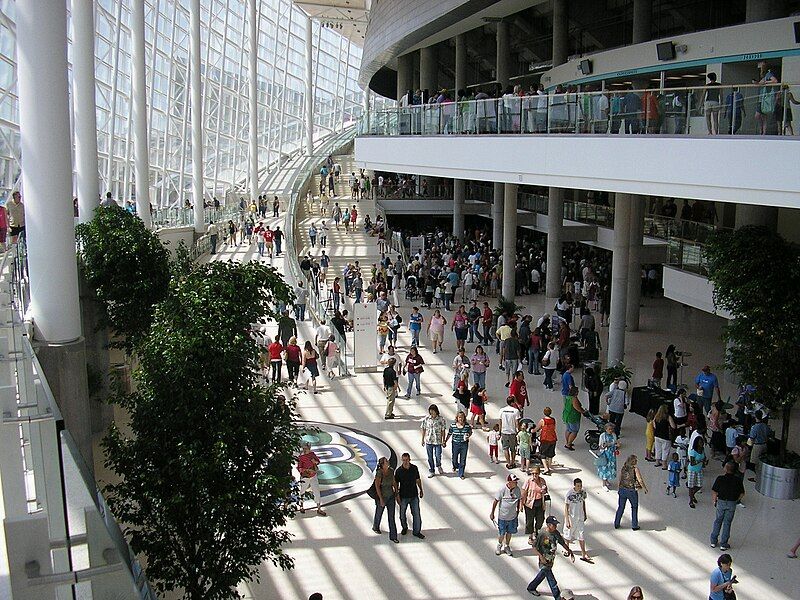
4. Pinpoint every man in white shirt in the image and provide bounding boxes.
[315,319,332,369]
[207,221,219,254]
[499,397,521,468]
